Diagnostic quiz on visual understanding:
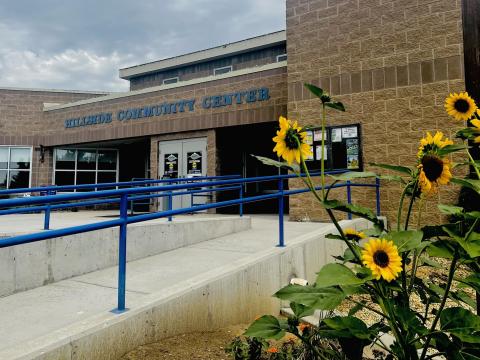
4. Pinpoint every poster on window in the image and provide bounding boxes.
[346,139,359,155]
[305,146,314,161]
[187,152,202,174]
[347,155,359,169]
[331,128,342,142]
[164,153,178,178]
[305,130,313,145]
[342,127,358,138]
[315,145,328,160]
[313,129,327,141]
